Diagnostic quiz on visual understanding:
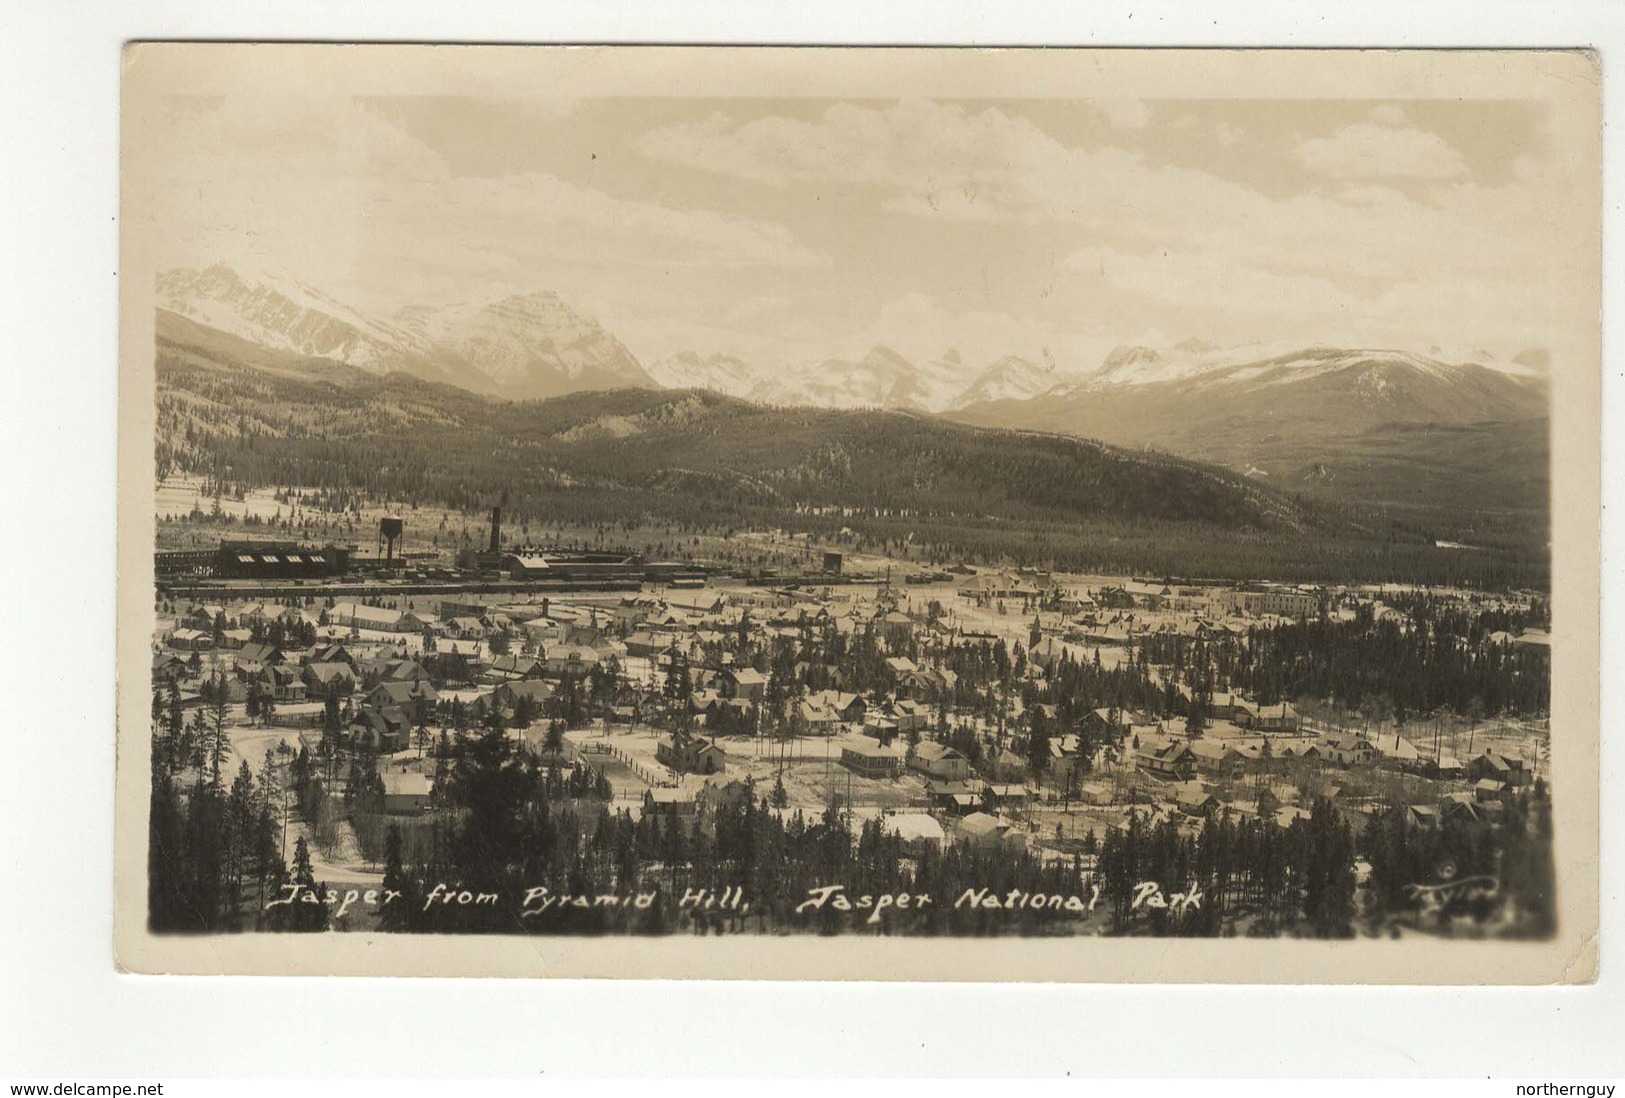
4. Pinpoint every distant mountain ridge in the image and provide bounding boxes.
[400,291,654,400]
[966,345,1547,437]
[154,321,1325,542]
[156,265,1550,524]
[156,265,1089,411]
[644,351,758,398]
[158,264,651,401]
[156,264,430,373]
[722,346,1066,413]
[949,353,1062,409]
[950,344,1549,519]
